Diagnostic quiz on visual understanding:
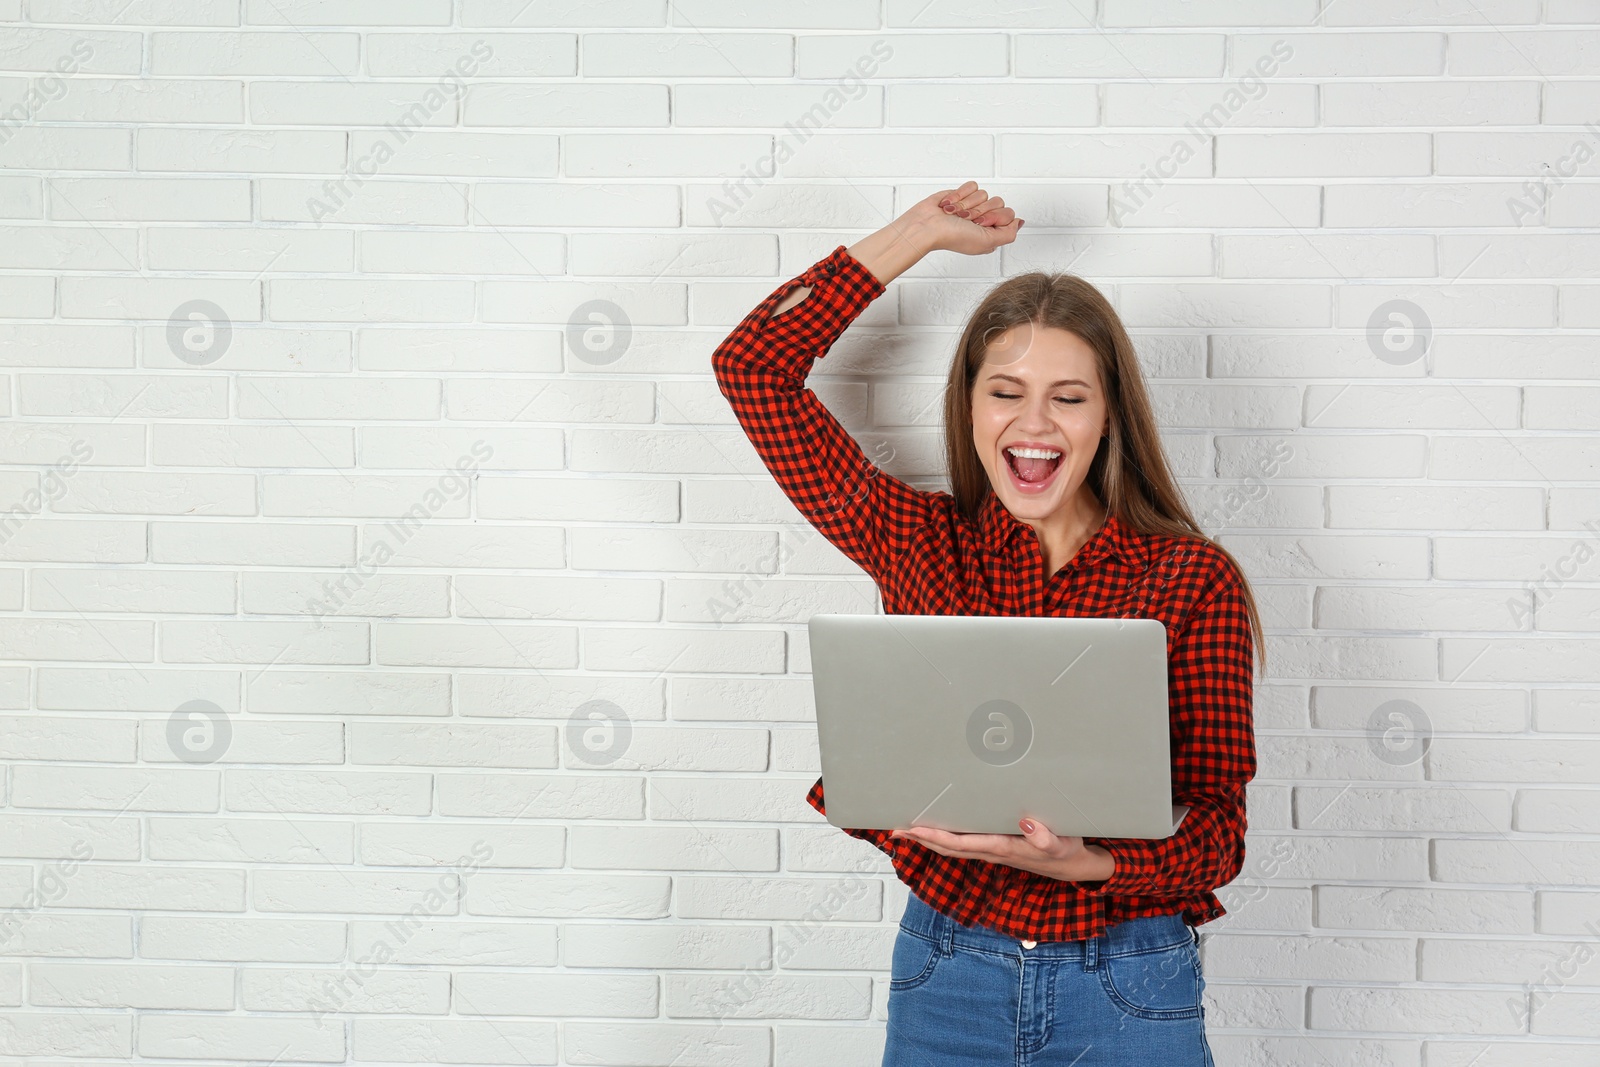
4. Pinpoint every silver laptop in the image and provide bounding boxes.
[808,613,1189,839]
